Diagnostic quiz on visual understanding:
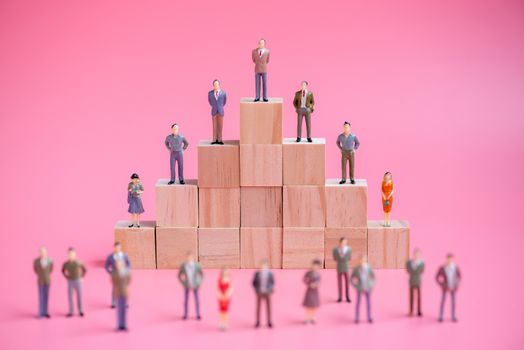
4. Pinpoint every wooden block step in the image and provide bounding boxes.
[114,220,156,269]
[240,98,283,144]
[283,185,326,227]
[240,187,283,227]
[156,227,198,269]
[155,179,198,227]
[240,227,282,268]
[240,144,282,186]
[282,227,325,269]
[367,220,410,269]
[325,179,368,228]
[199,188,240,228]
[283,138,325,185]
[198,140,240,188]
[198,228,240,268]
